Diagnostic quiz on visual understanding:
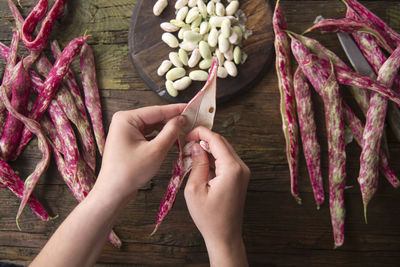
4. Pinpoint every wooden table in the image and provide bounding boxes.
[1,0,400,266]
